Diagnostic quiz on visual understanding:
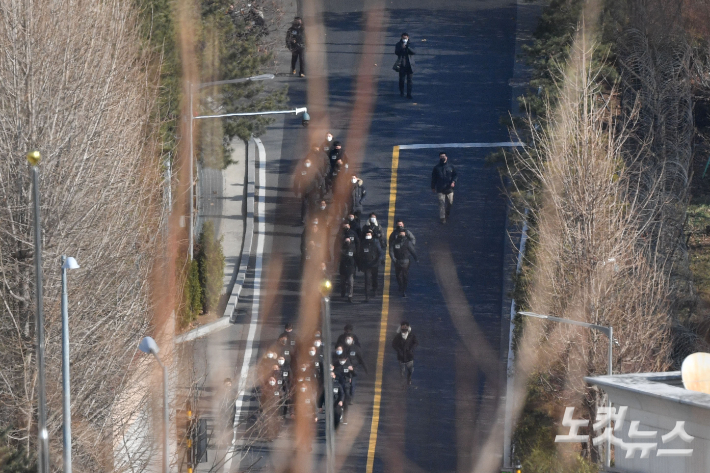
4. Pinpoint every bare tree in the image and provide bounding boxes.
[0,0,164,470]
[508,29,672,461]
